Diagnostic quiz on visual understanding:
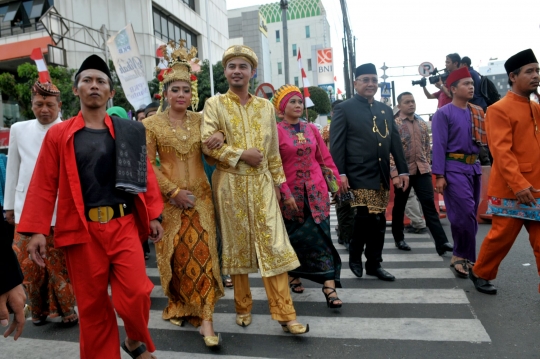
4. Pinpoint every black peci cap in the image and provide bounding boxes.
[75,54,112,80]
